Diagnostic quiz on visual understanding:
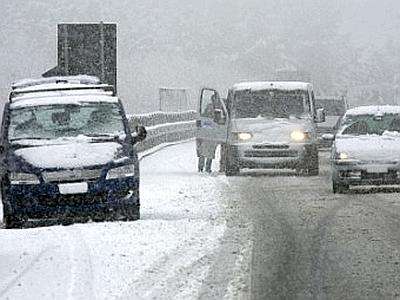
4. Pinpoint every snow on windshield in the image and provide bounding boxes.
[233,89,307,119]
[9,102,126,141]
[340,114,400,136]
